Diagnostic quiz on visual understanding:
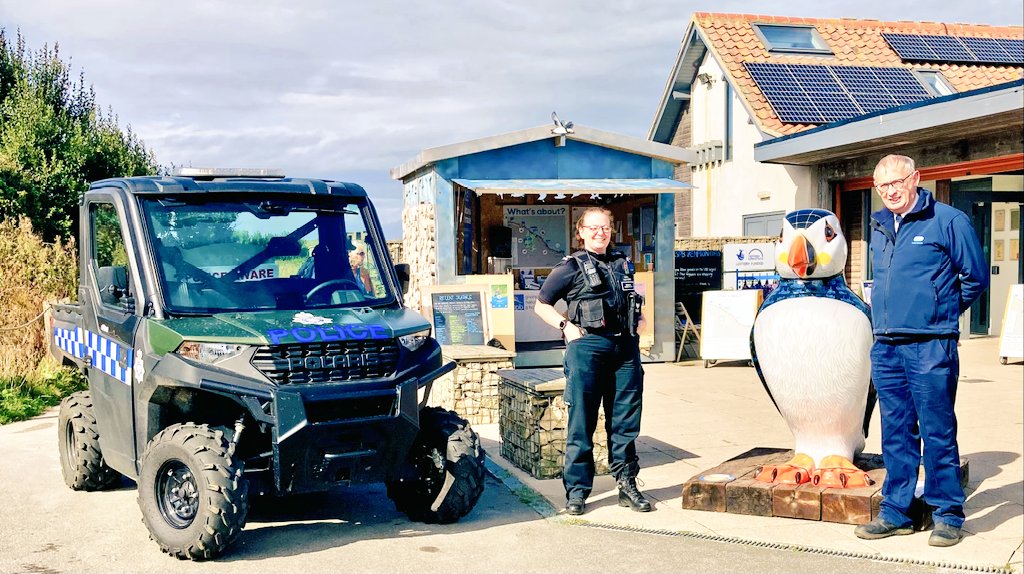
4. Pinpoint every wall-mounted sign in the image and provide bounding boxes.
[723,242,776,272]
[504,206,569,268]
[675,250,723,324]
[431,291,486,345]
